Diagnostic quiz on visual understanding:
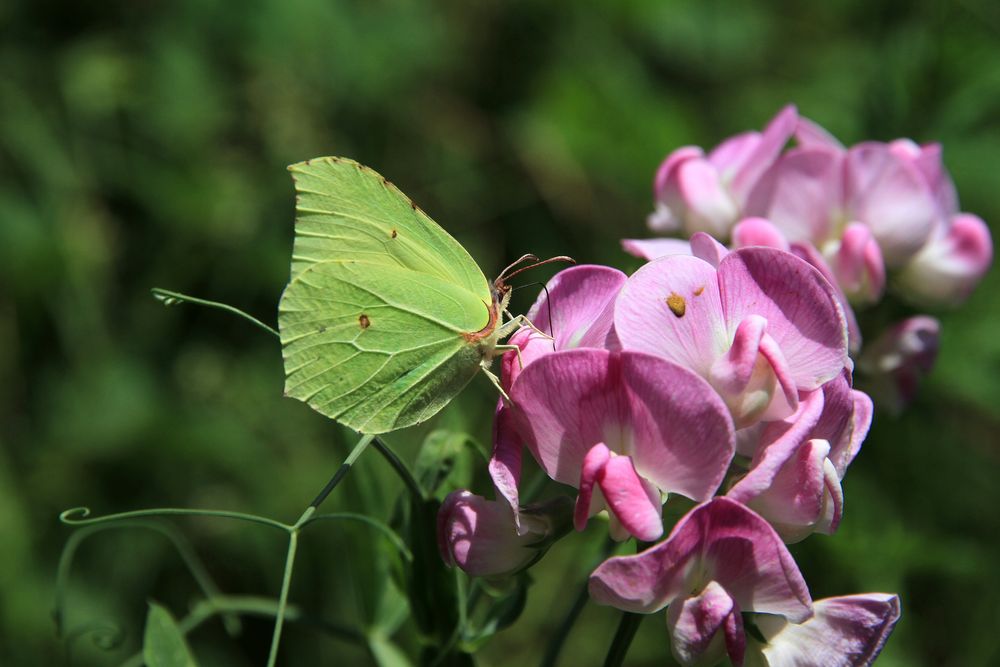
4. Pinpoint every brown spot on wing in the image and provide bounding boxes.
[390,229,398,238]
[358,314,371,329]
[666,293,686,318]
